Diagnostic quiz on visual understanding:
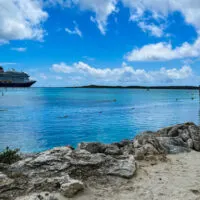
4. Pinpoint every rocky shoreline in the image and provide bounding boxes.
[1,122,200,200]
